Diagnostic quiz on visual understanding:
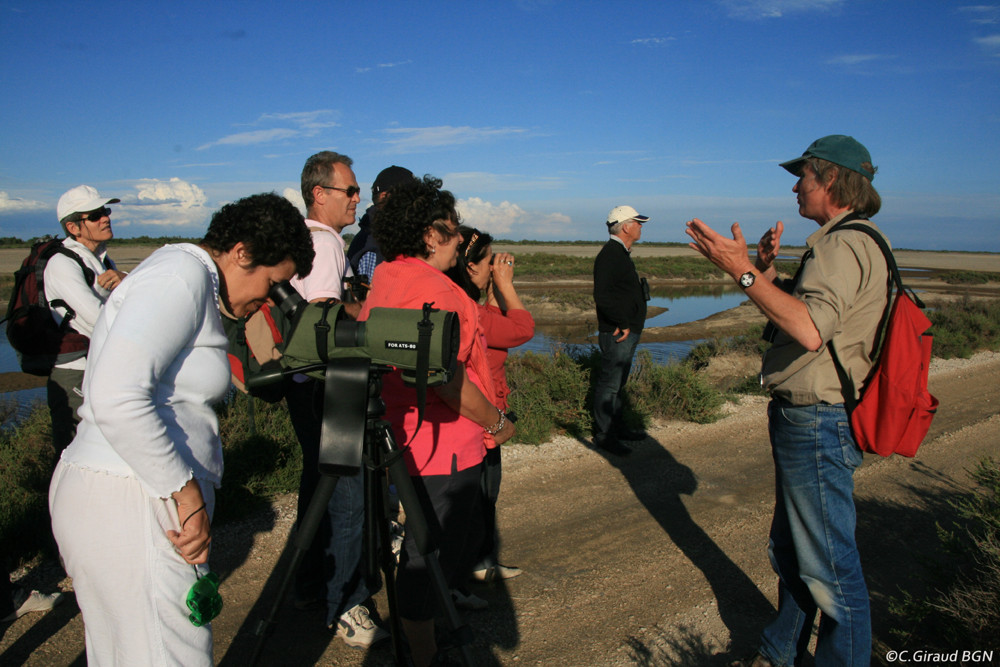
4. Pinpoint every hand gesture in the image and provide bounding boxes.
[685,218,753,278]
[96,269,126,291]
[755,221,784,273]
